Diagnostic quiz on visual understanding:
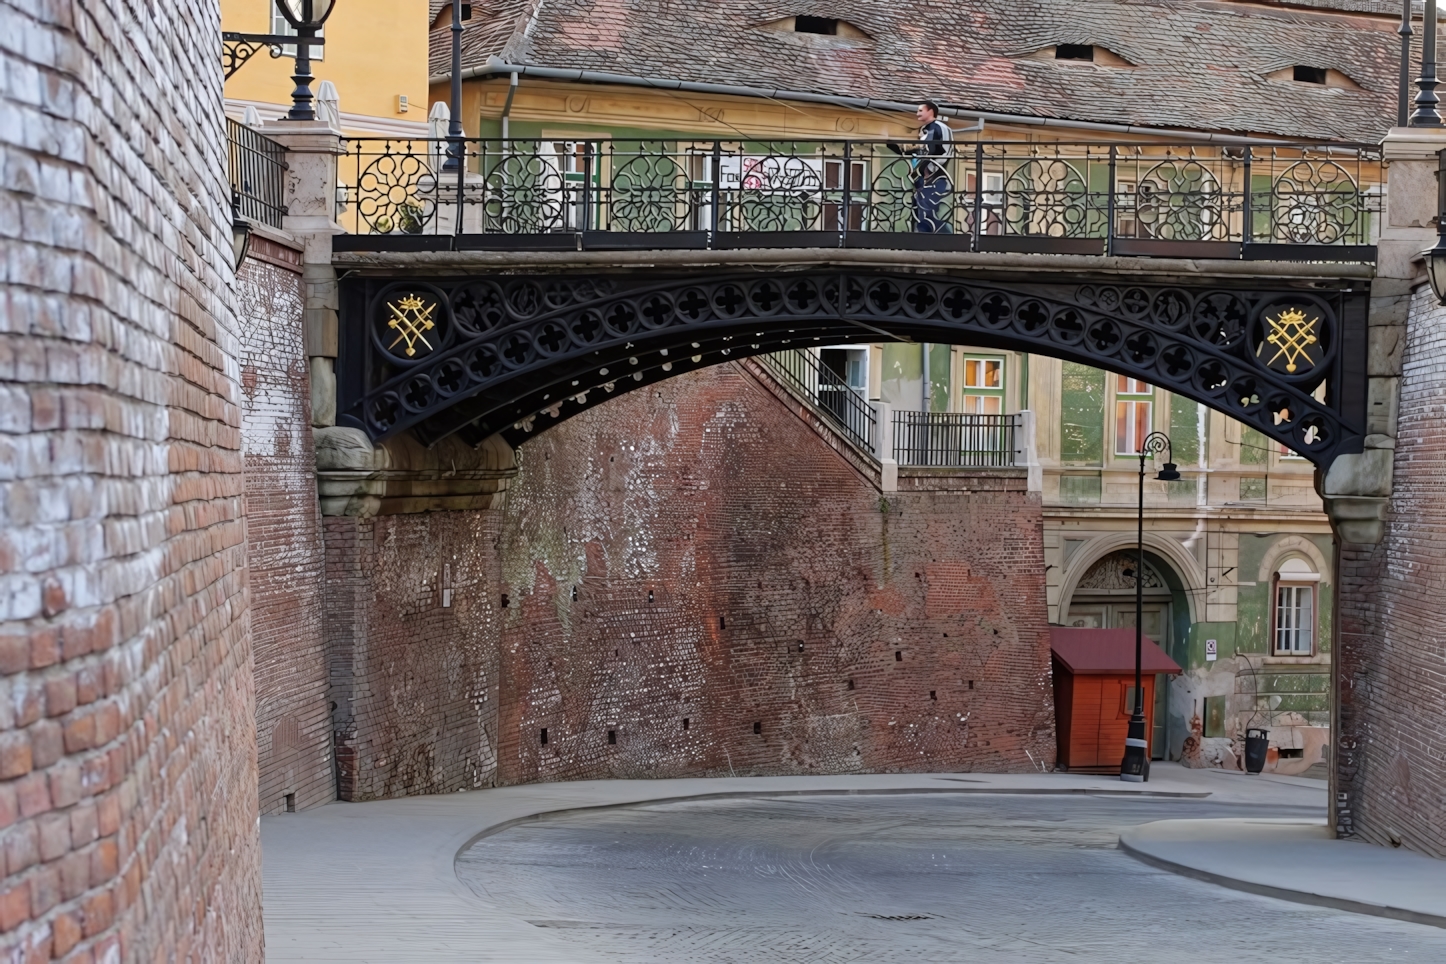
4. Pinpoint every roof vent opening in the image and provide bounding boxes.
[1055,44,1094,62]
[795,15,838,35]
[1293,65,1327,85]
